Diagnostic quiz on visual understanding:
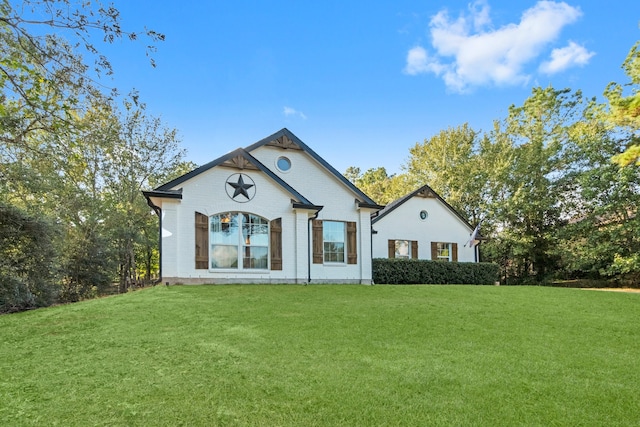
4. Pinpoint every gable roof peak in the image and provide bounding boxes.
[372,183,473,230]
[245,129,380,208]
